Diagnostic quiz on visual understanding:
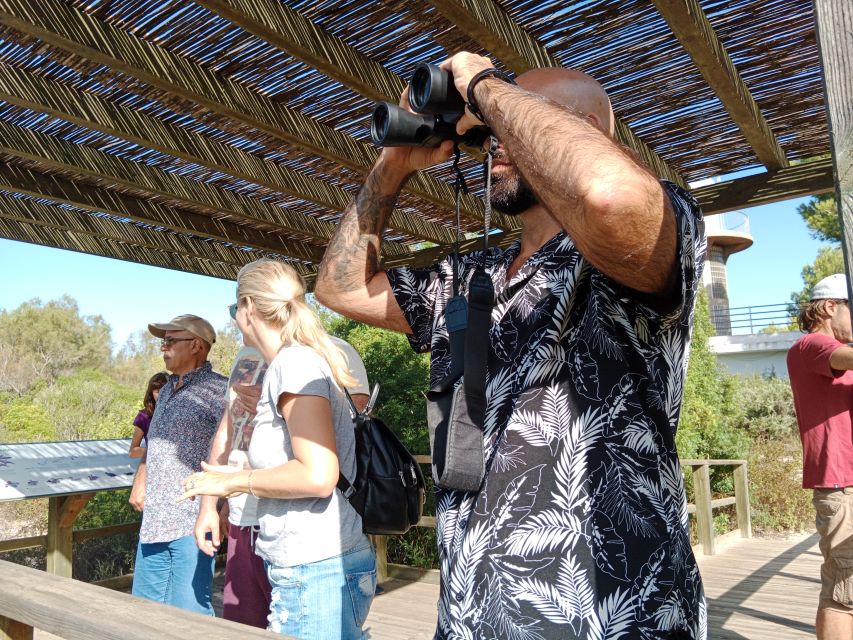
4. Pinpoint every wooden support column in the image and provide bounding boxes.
[692,463,715,556]
[733,463,752,539]
[46,493,94,577]
[0,616,33,640]
[813,0,853,297]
